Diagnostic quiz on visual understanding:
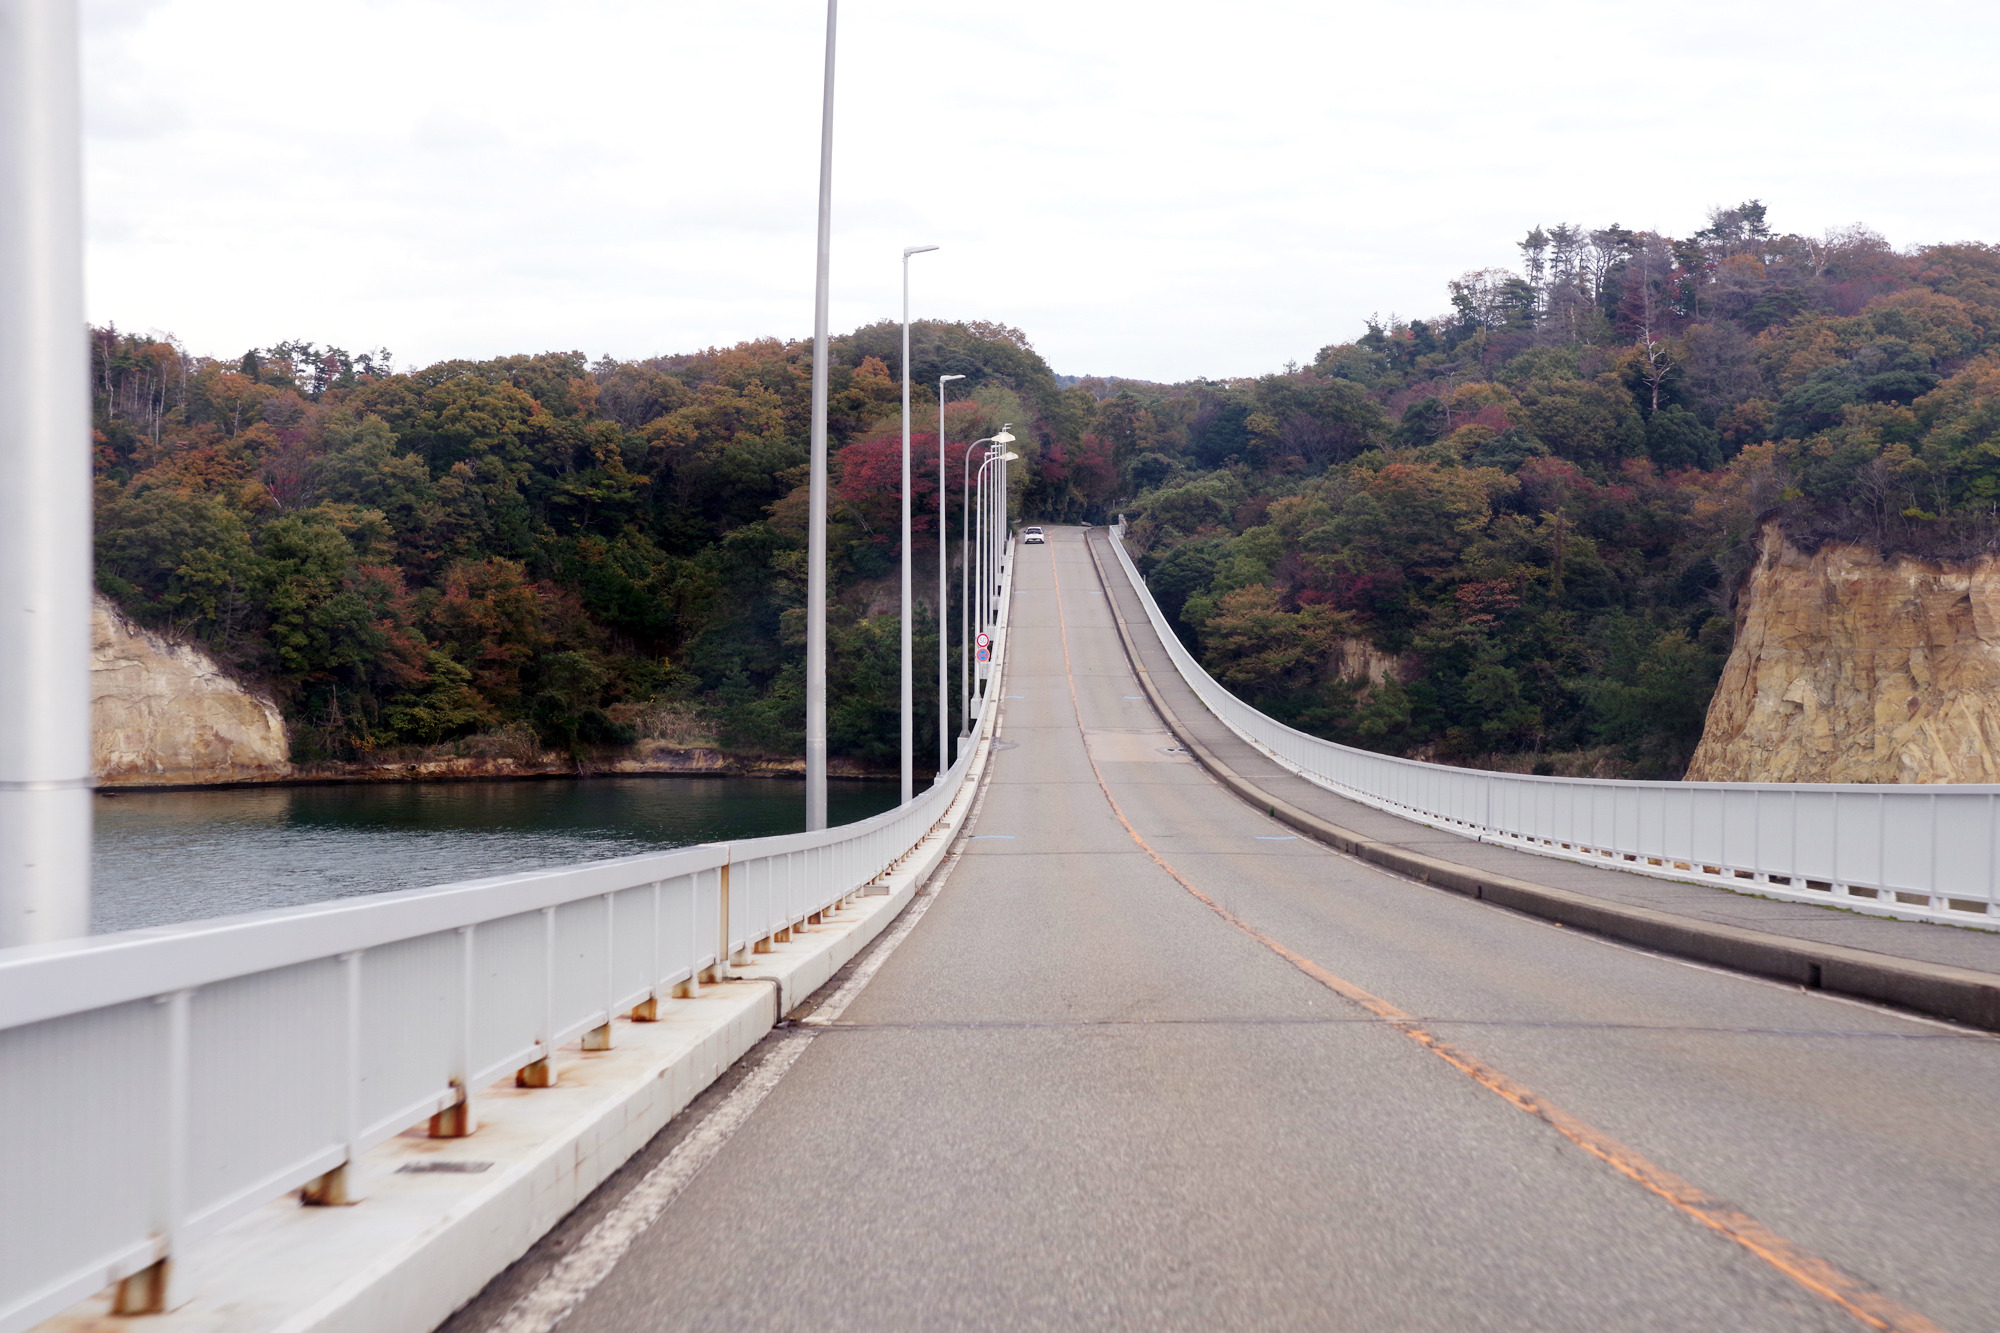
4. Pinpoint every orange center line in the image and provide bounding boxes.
[1043,538,1948,1333]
